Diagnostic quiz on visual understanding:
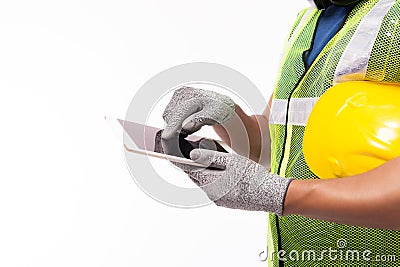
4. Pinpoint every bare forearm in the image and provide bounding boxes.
[283,156,400,230]
[212,105,257,148]
[213,104,269,164]
[213,94,273,166]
